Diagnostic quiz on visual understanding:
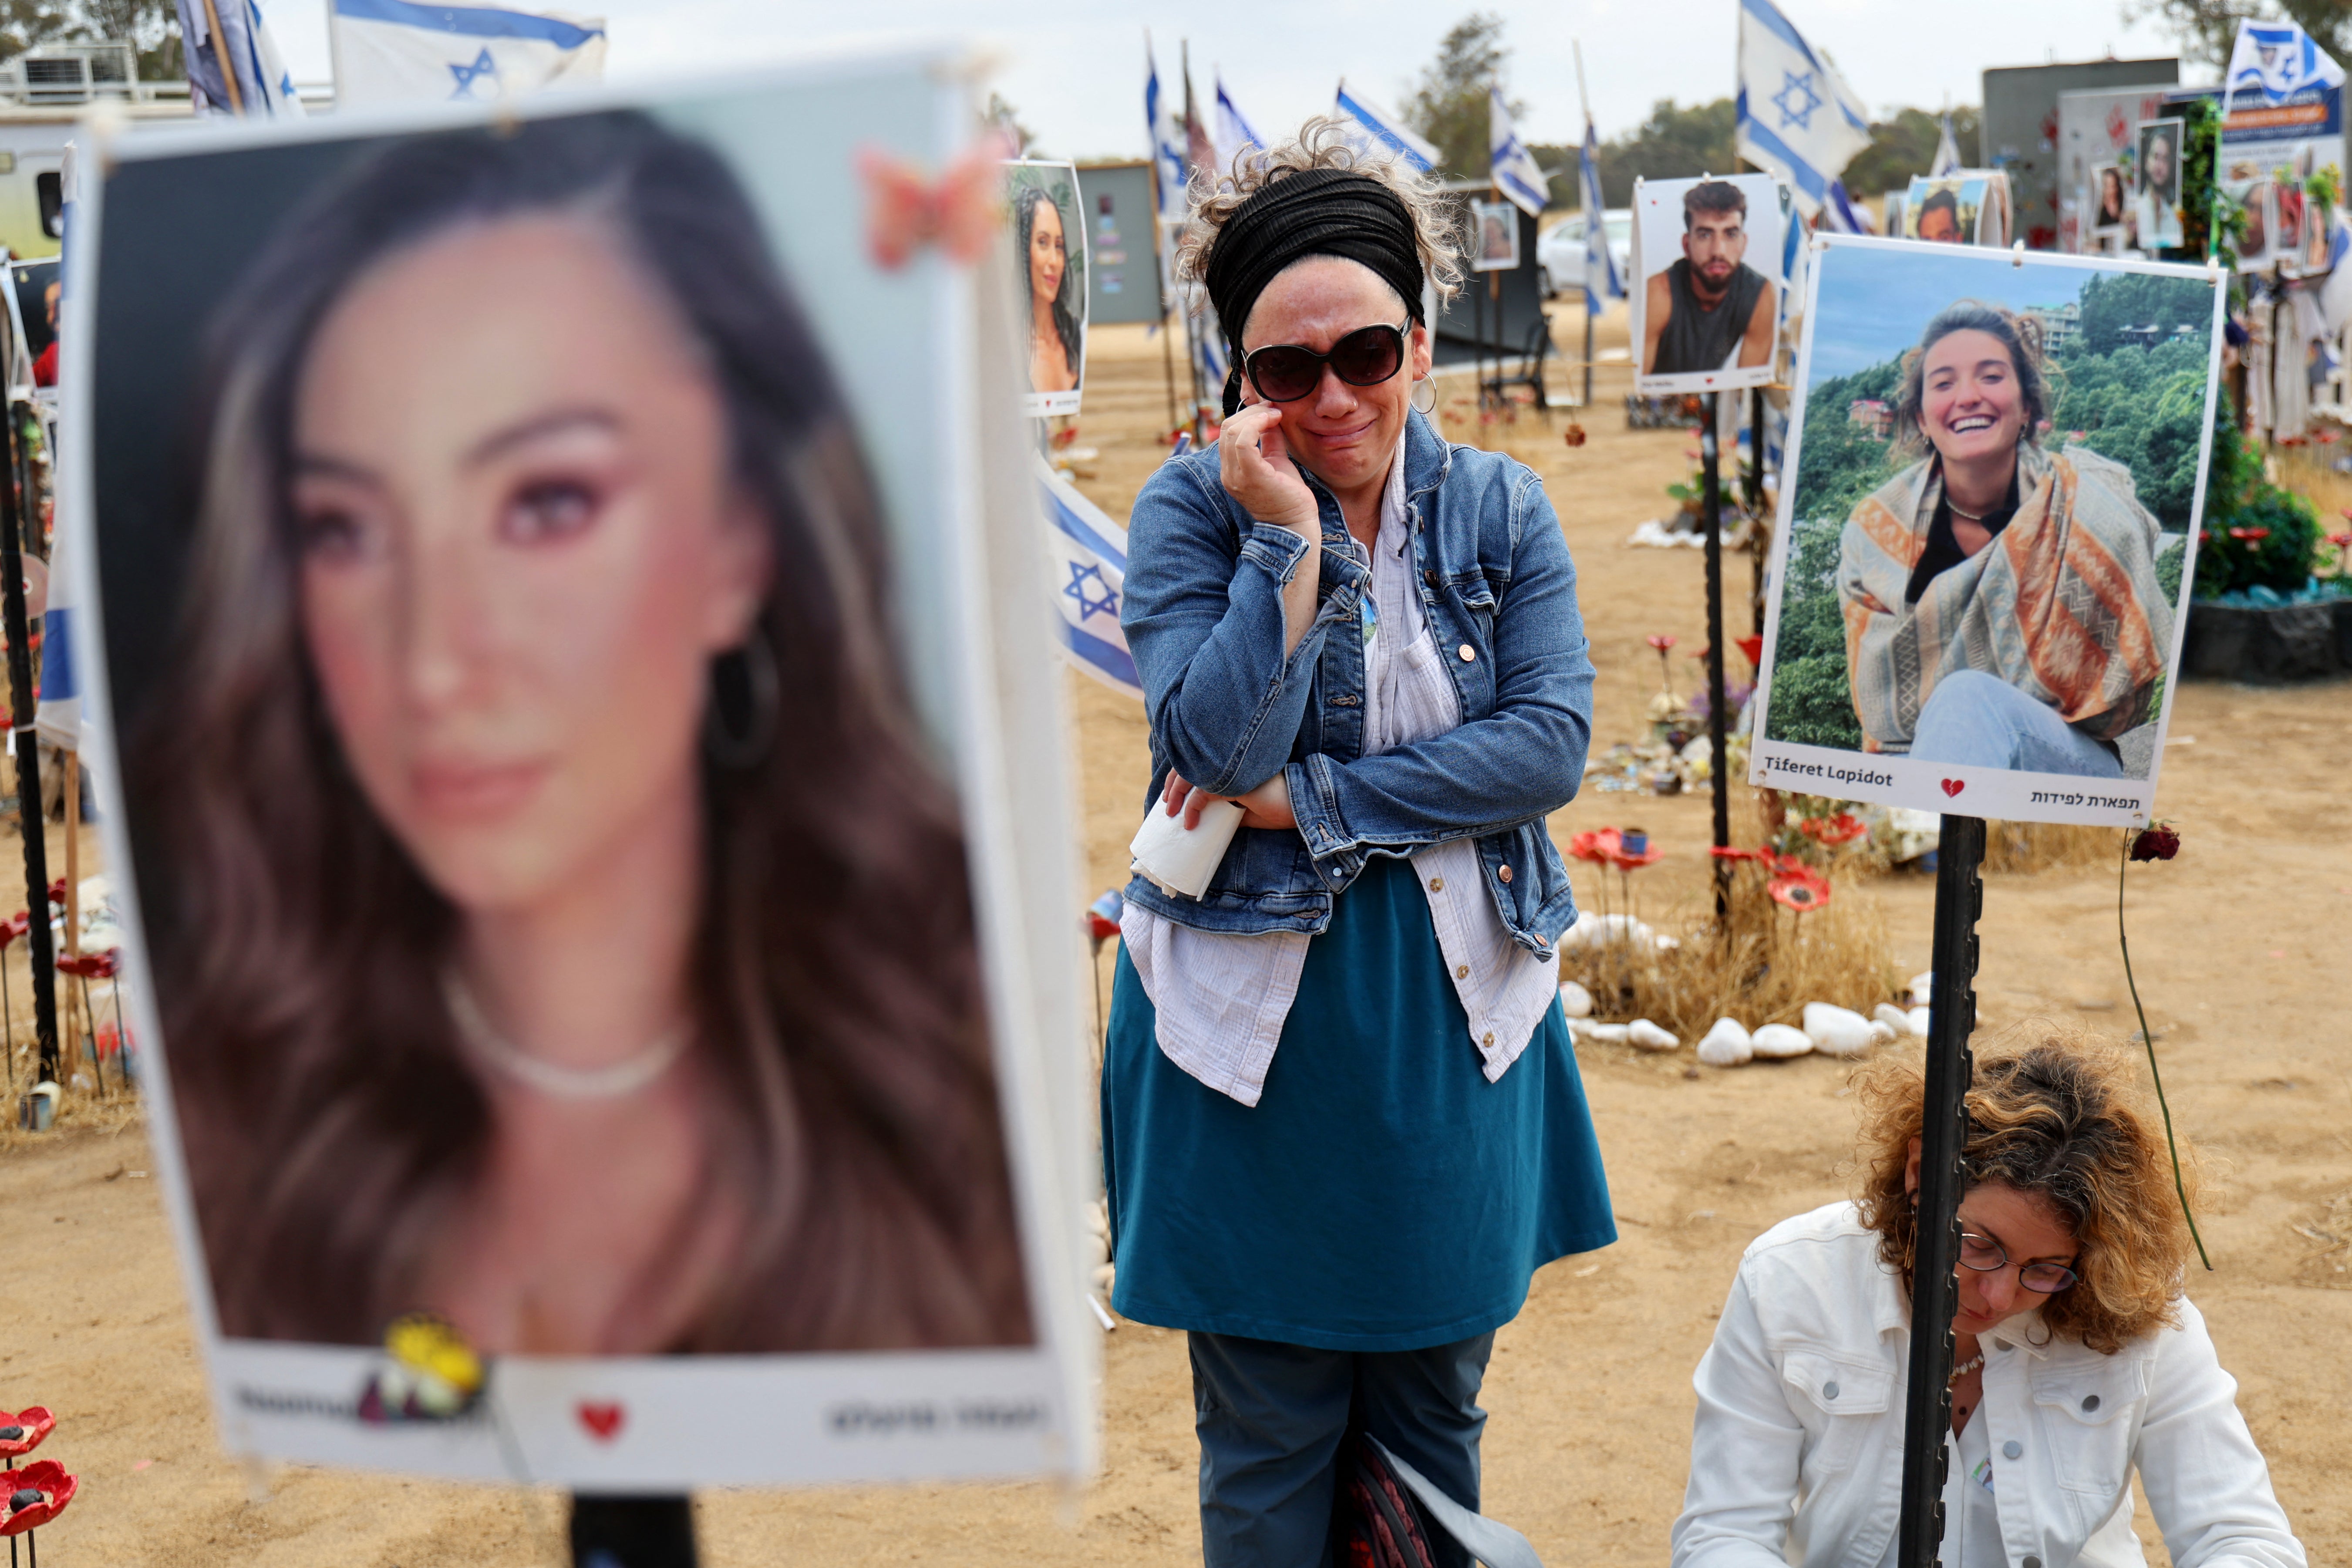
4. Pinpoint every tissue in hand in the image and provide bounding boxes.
[1129,796,1244,900]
